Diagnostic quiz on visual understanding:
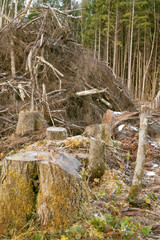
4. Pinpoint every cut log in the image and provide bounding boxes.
[87,124,112,179]
[37,152,90,229]
[16,110,47,136]
[46,126,68,140]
